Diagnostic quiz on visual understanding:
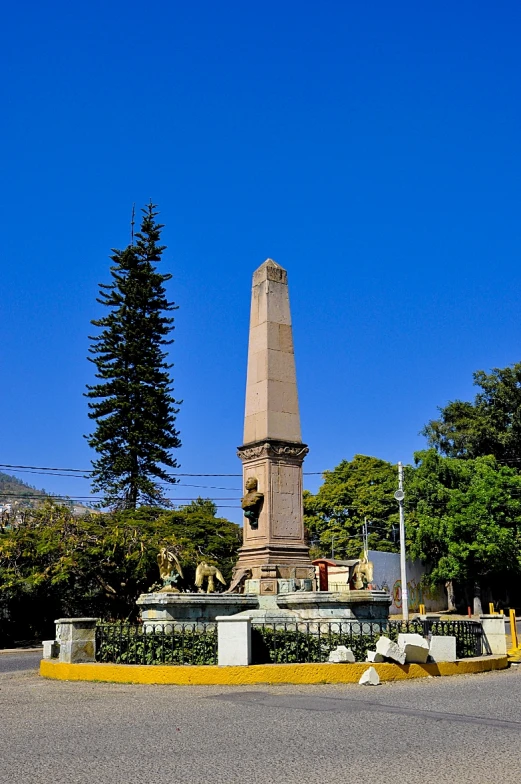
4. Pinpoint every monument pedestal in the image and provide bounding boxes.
[234,439,315,595]
[136,589,391,625]
[136,592,258,625]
